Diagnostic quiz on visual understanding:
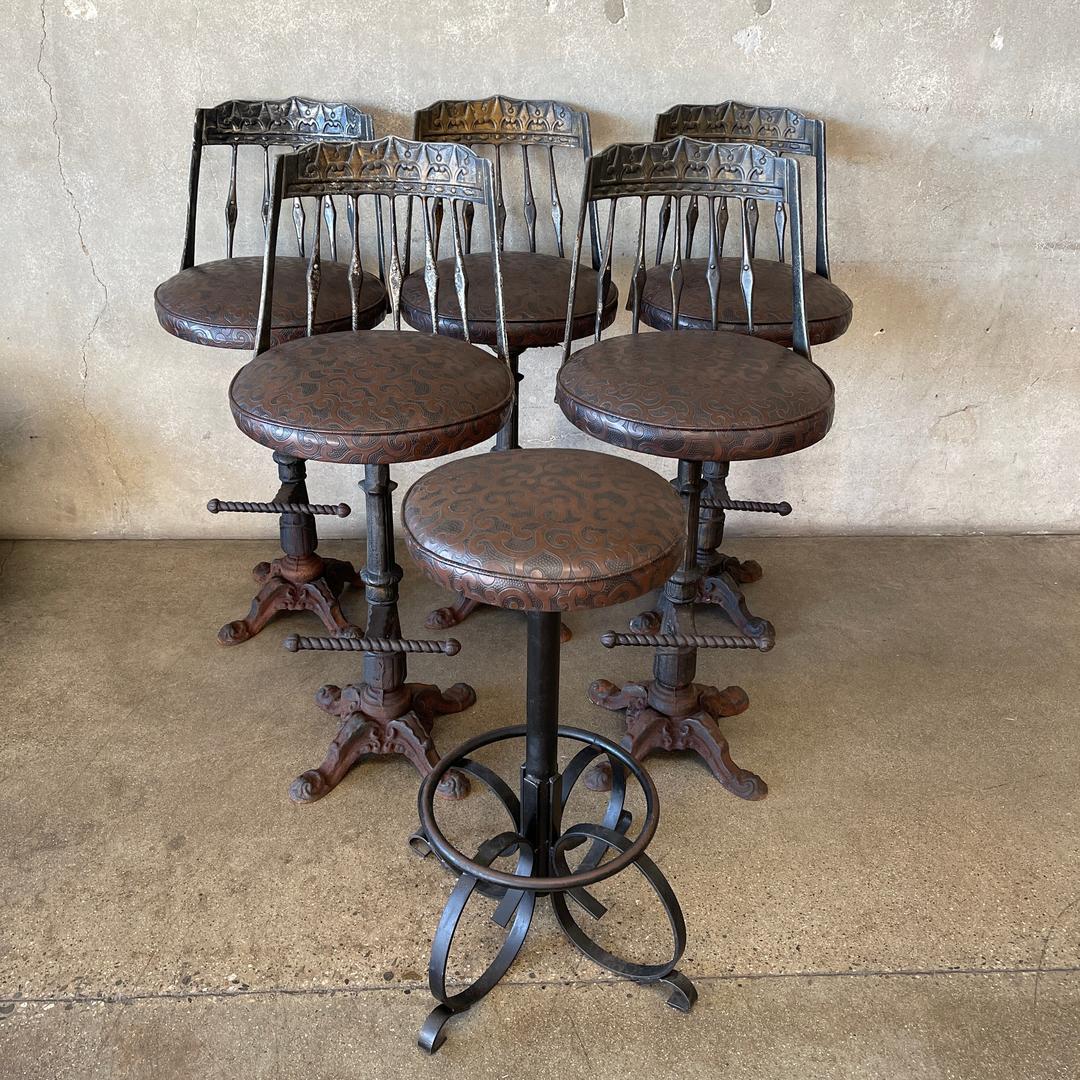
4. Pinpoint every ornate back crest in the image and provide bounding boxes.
[201,97,374,147]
